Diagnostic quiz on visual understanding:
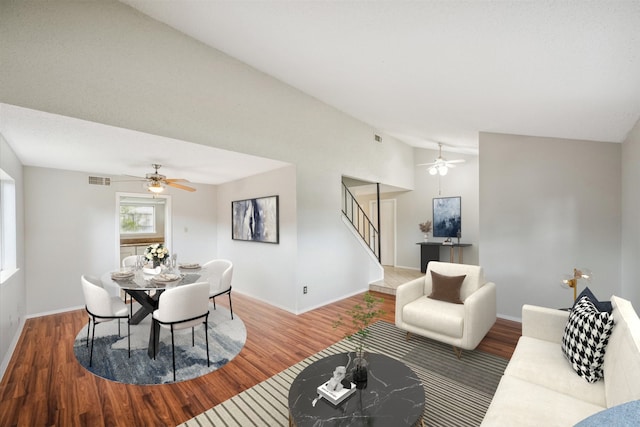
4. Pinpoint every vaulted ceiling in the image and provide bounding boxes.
[121,0,640,152]
[3,1,640,184]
